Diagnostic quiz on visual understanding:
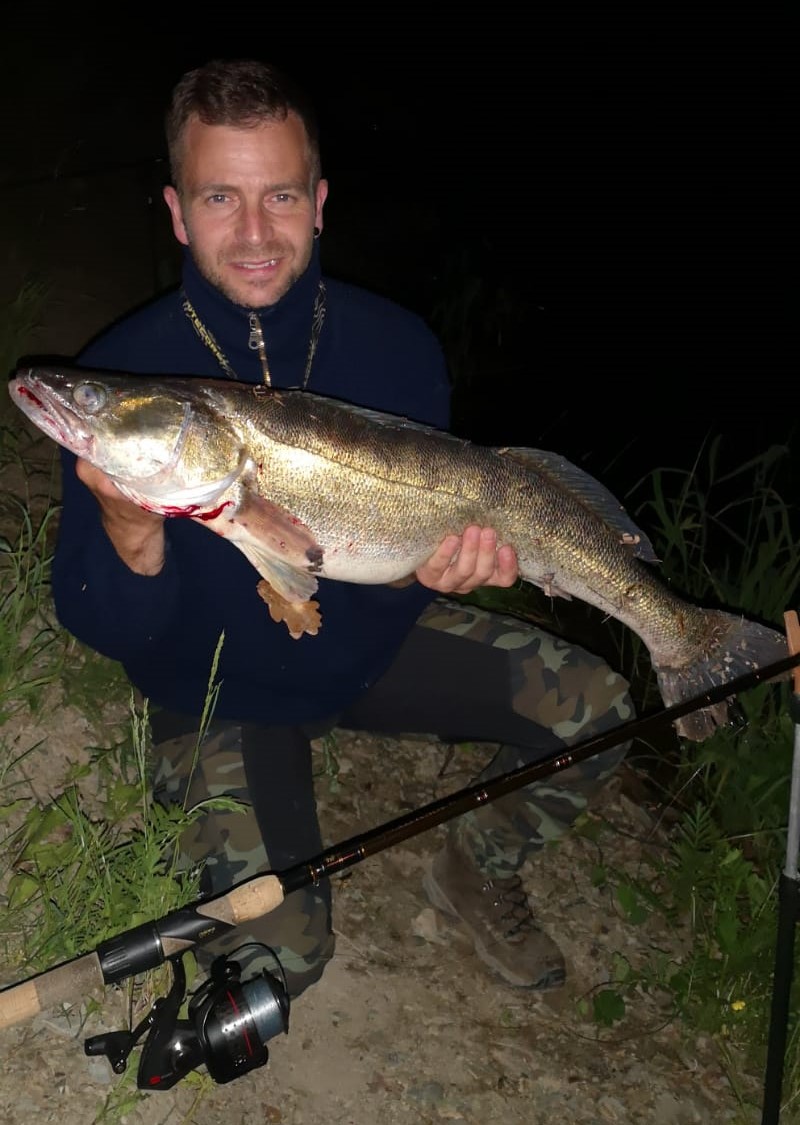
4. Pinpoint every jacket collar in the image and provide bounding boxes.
[180,243,324,387]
